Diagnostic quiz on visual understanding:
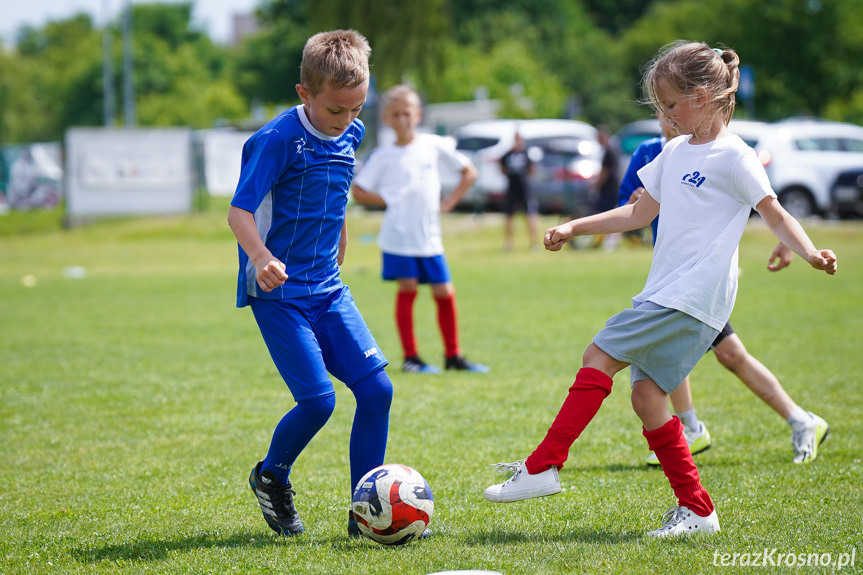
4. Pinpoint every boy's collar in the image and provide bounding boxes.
[297,104,340,141]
